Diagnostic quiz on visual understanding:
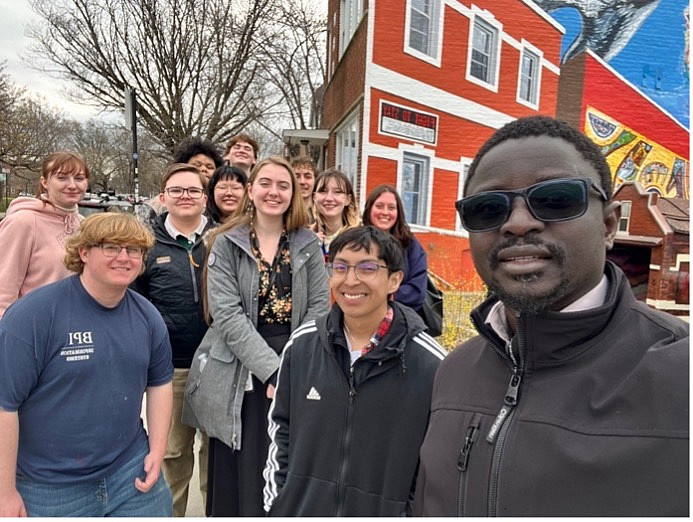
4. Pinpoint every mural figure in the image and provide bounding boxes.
[534,0,661,63]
